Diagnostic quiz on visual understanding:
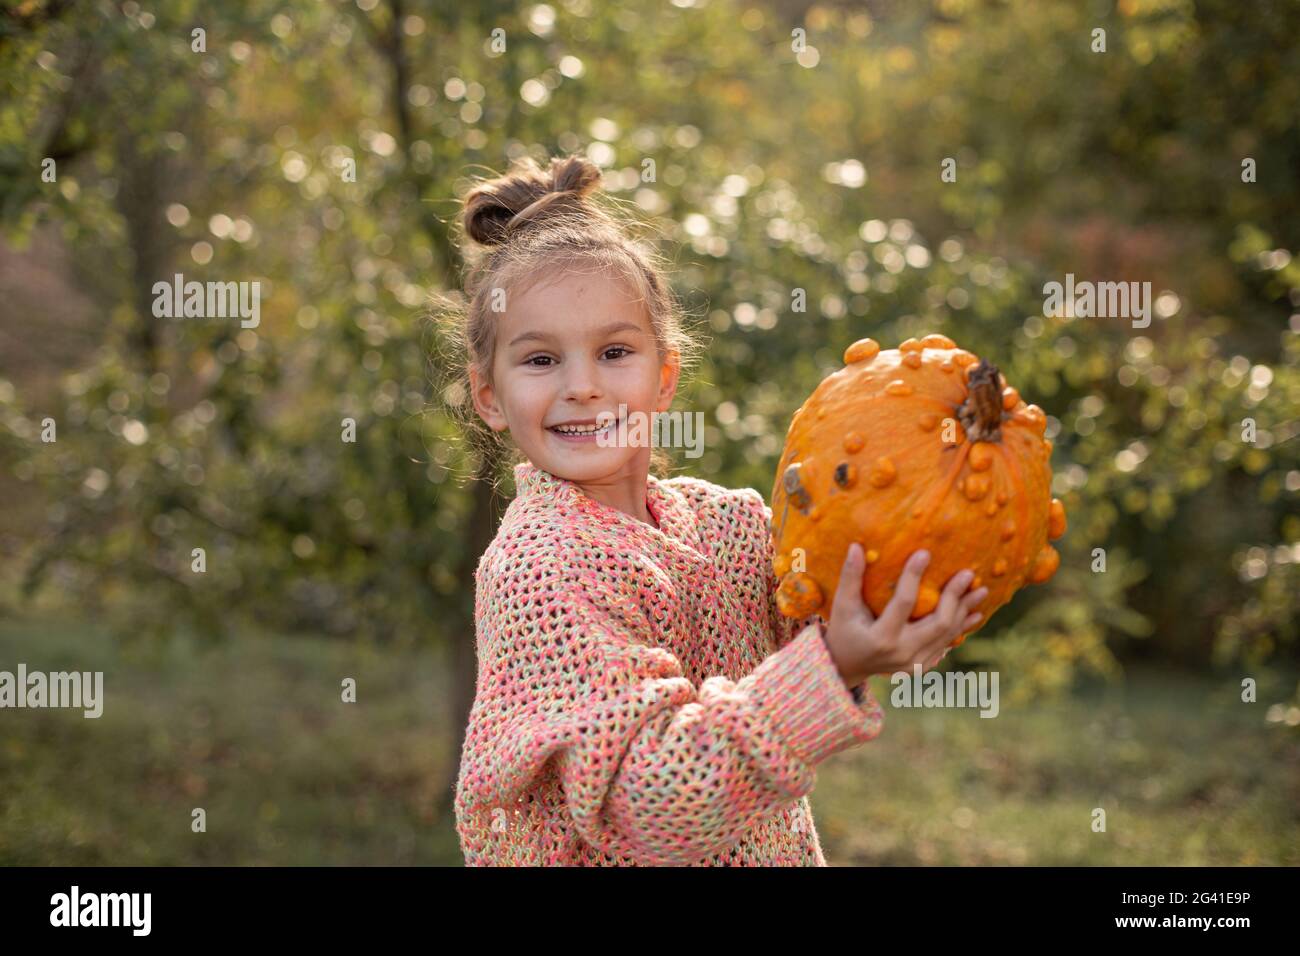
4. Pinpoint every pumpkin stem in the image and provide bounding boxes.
[956,358,1004,443]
